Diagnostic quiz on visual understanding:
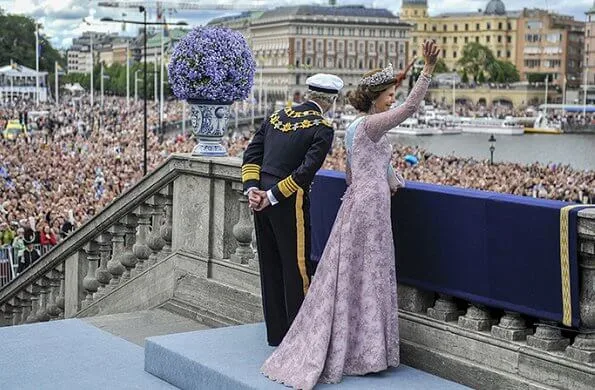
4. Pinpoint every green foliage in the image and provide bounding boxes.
[457,43,520,84]
[0,11,65,71]
[461,70,469,83]
[527,73,552,83]
[61,61,171,99]
[433,58,449,74]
